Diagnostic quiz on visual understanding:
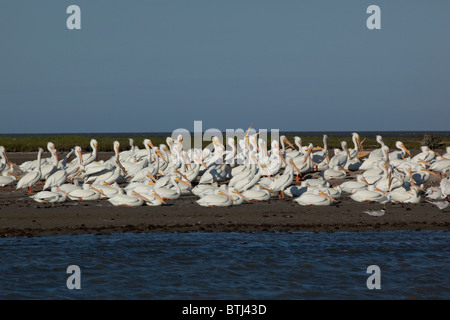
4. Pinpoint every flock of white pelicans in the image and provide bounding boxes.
[0,132,450,211]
